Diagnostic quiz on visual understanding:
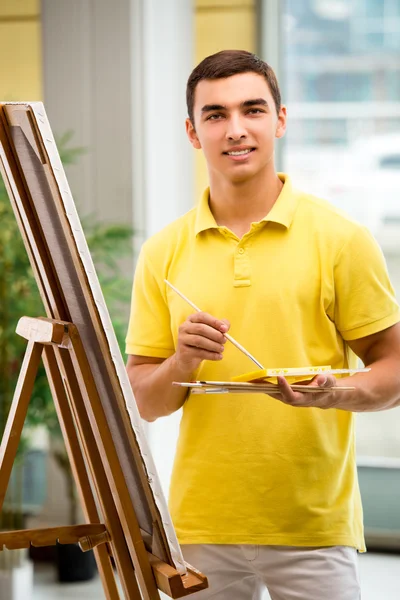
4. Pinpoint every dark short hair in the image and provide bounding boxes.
[186,49,281,124]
